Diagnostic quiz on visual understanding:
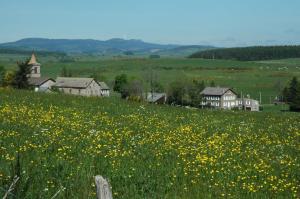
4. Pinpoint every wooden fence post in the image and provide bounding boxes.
[95,175,113,199]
